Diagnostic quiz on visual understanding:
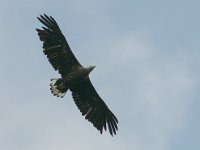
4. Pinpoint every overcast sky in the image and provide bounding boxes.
[0,0,200,150]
